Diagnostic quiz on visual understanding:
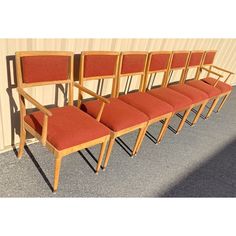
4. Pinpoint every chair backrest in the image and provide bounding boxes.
[79,51,119,98]
[182,50,205,82]
[144,51,172,90]
[167,51,190,85]
[117,52,148,95]
[202,50,217,66]
[16,51,74,105]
